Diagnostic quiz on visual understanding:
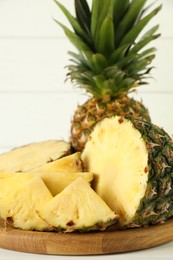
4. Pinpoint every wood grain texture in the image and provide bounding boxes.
[0,219,173,255]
